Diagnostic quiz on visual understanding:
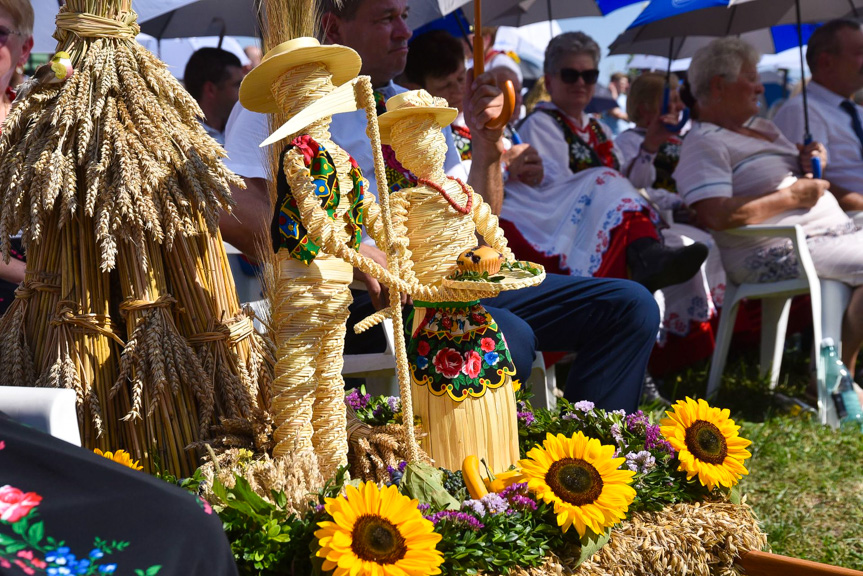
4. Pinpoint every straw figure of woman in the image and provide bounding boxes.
[374,89,538,472]
[0,0,272,476]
